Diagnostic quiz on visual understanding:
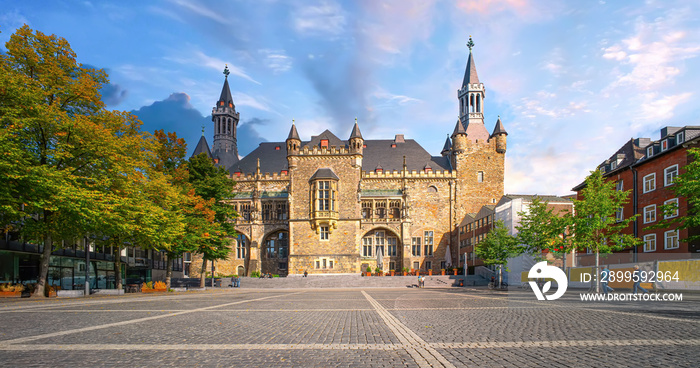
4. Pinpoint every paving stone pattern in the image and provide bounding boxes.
[0,288,698,367]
